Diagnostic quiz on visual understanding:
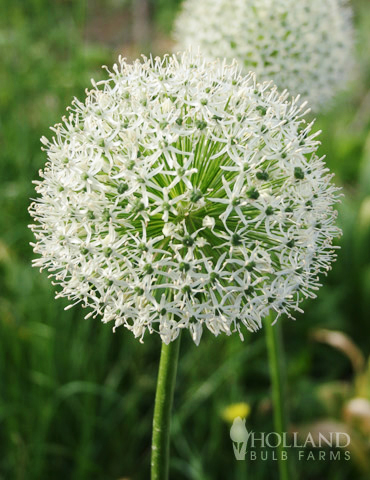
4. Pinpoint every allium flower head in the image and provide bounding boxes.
[174,0,353,110]
[29,52,341,345]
